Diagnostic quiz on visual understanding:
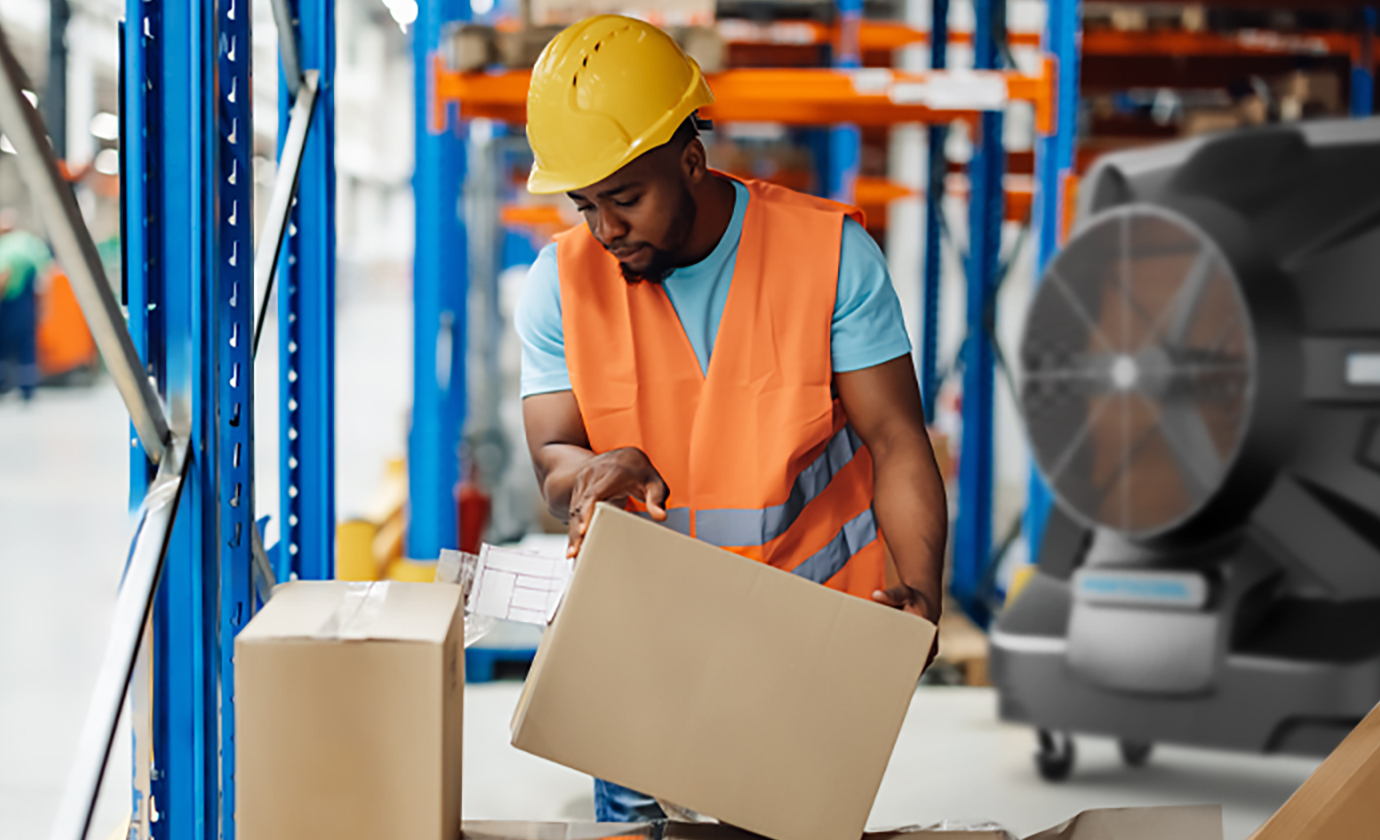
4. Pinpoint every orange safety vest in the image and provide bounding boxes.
[557,175,887,599]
